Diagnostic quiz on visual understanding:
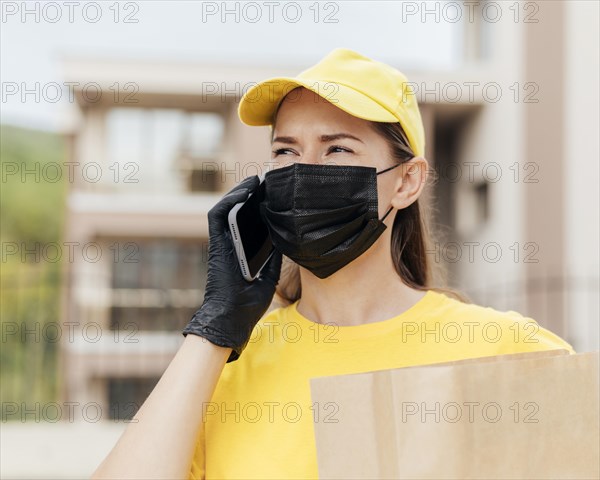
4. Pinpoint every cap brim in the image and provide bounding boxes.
[238,77,398,126]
